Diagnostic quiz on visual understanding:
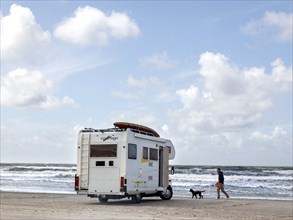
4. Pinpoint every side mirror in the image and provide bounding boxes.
[169,166,175,175]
